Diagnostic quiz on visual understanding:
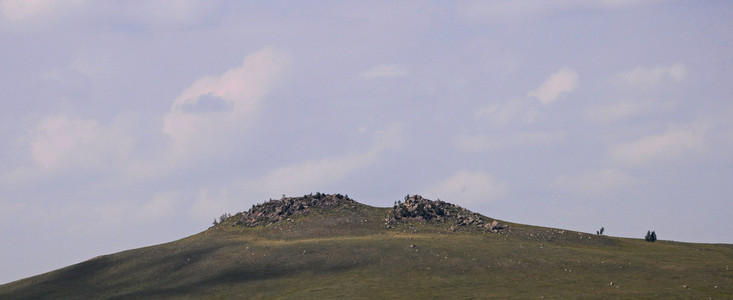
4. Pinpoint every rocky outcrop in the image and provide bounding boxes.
[225,193,505,233]
[232,193,355,227]
[385,195,505,233]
